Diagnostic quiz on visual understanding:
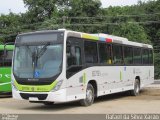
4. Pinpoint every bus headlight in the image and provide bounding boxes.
[52,80,63,92]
